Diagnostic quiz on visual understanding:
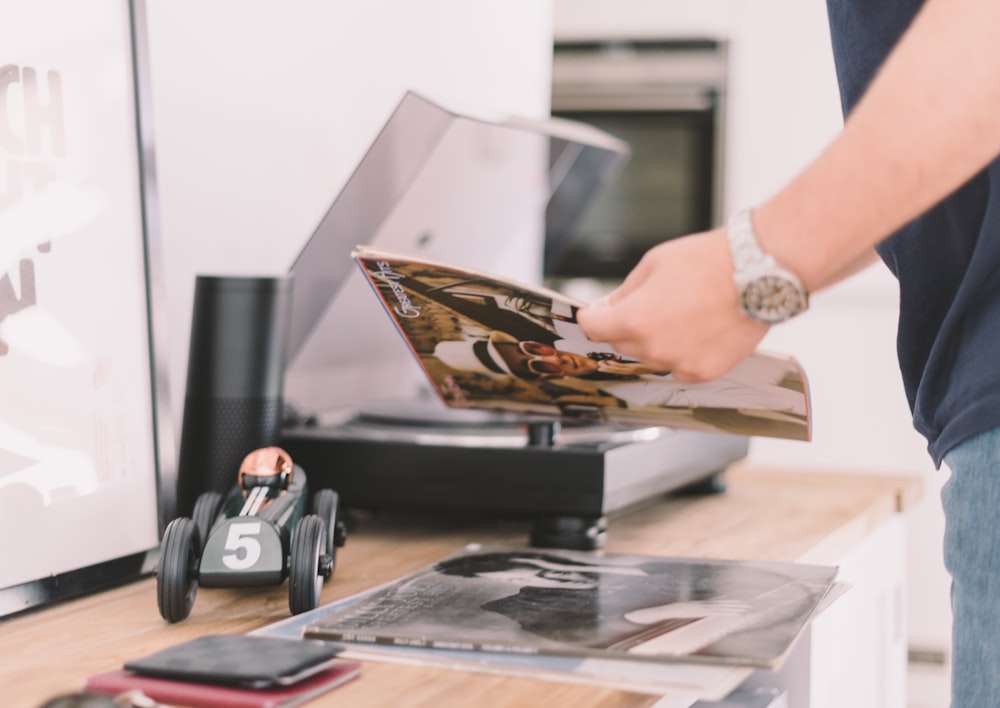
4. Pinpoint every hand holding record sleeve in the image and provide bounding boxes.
[351,246,812,442]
